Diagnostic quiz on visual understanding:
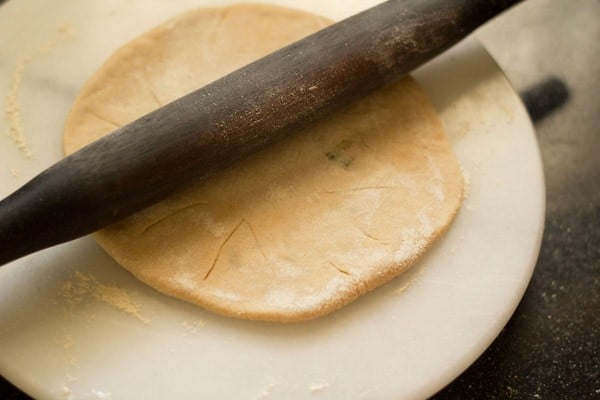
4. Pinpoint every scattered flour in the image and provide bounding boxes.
[60,347,76,400]
[59,328,79,396]
[62,333,77,367]
[255,383,277,400]
[59,271,149,323]
[5,60,31,157]
[181,319,206,335]
[57,271,146,397]
[460,166,471,199]
[61,385,72,399]
[394,267,426,295]
[309,382,330,393]
[91,389,112,399]
[3,23,74,158]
